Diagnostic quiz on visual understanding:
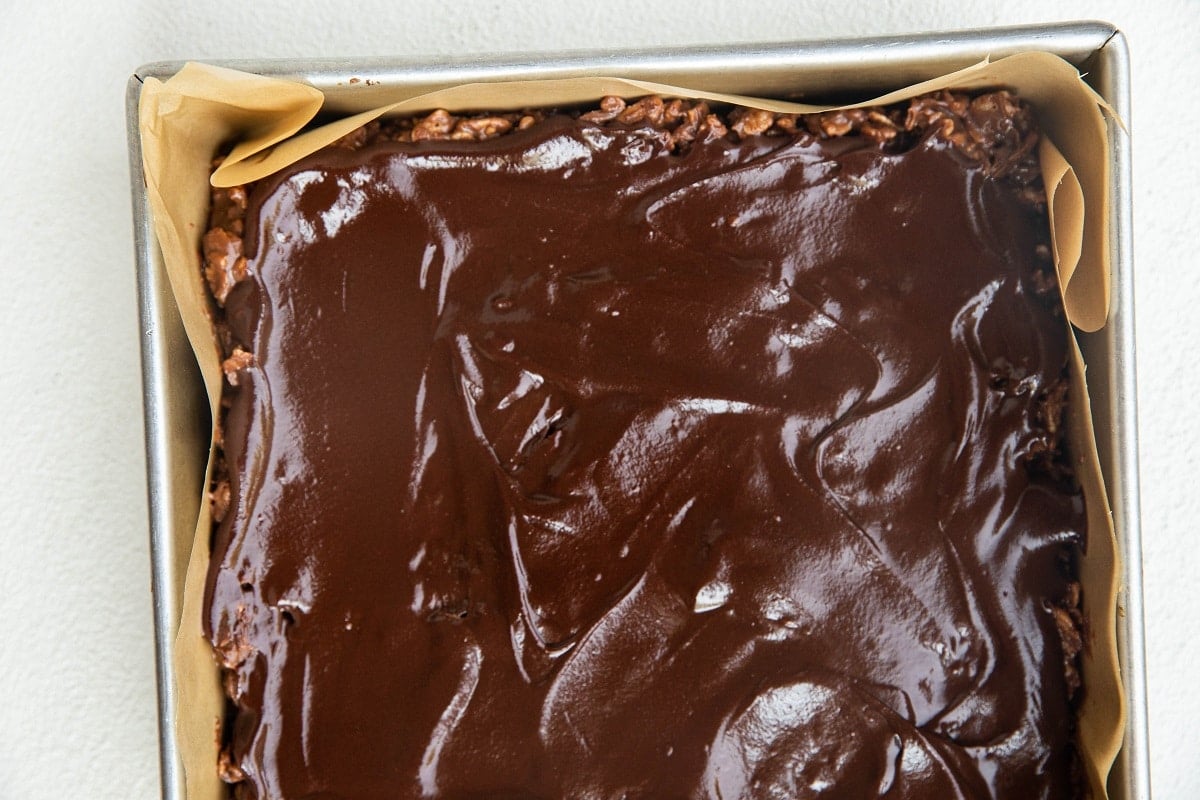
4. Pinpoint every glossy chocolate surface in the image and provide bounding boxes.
[206,110,1084,798]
